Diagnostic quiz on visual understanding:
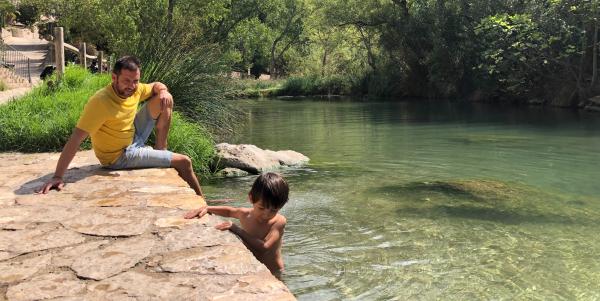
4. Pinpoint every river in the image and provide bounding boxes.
[203,98,600,300]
